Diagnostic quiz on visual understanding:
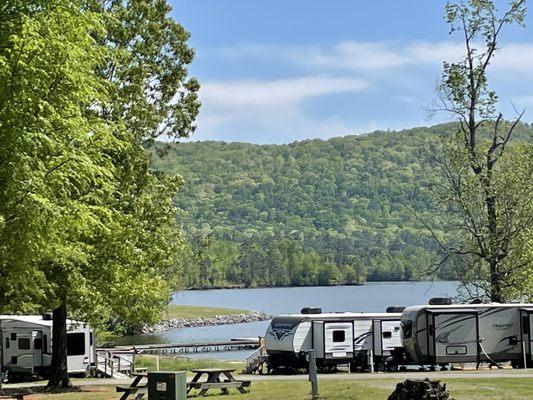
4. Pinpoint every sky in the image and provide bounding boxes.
[170,0,533,144]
